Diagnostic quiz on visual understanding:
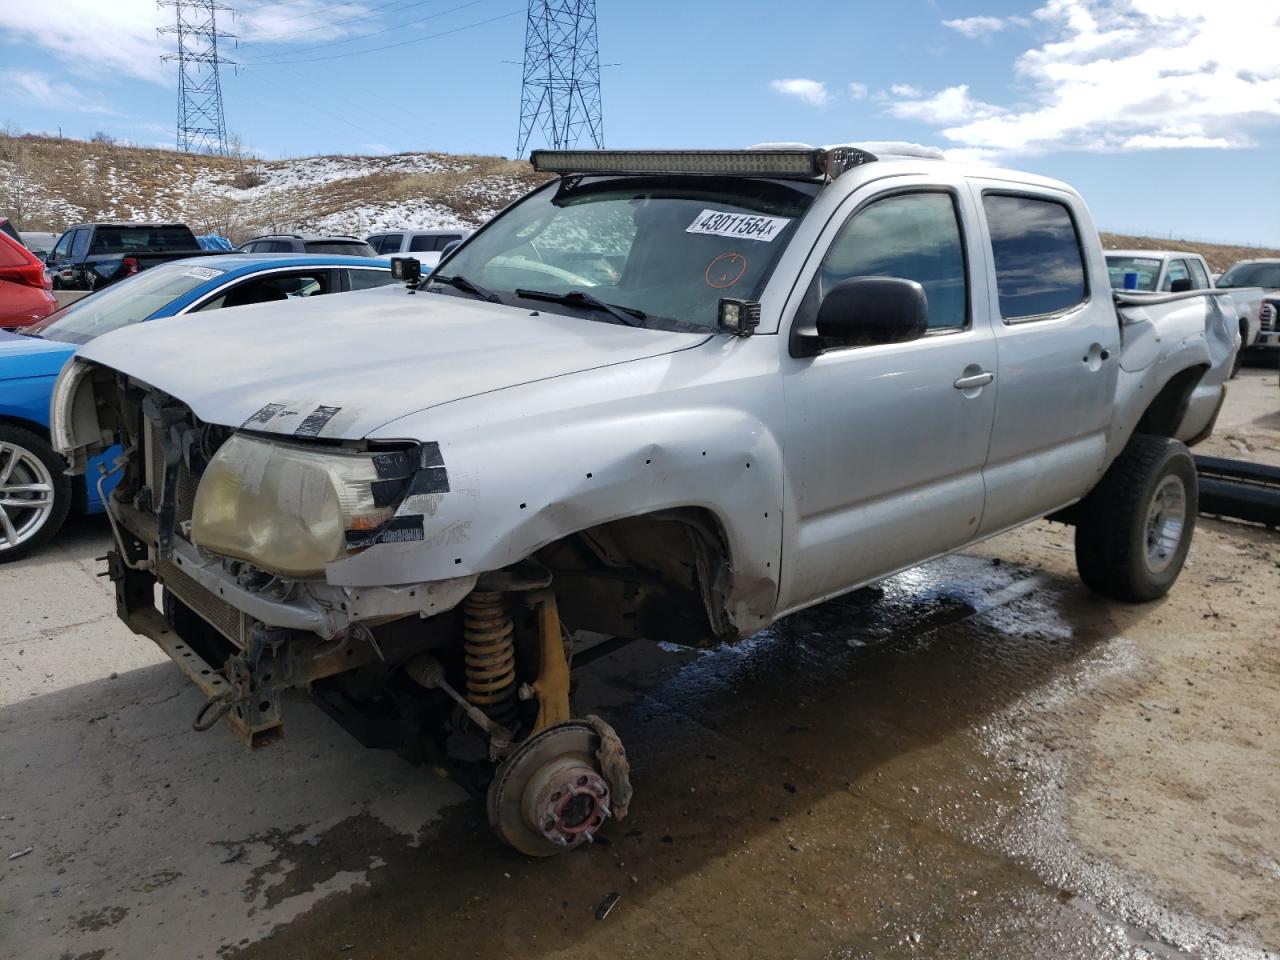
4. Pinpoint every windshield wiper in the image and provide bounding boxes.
[430,274,502,303]
[515,288,644,327]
